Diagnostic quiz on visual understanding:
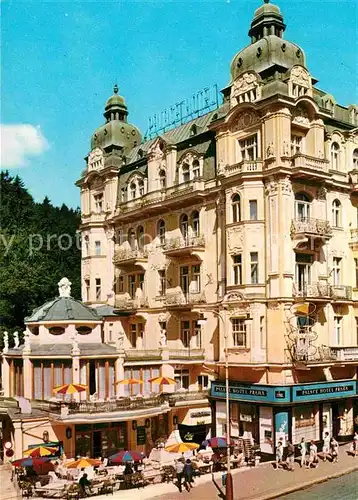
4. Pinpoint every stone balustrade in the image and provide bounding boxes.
[292,154,329,172]
[164,290,206,306]
[290,218,332,238]
[225,160,263,175]
[113,247,148,264]
[163,235,205,252]
[169,348,205,360]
